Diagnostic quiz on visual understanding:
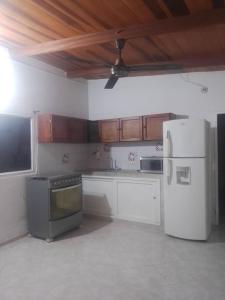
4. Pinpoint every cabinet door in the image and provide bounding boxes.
[69,118,87,143]
[99,119,119,143]
[38,114,52,143]
[52,115,69,143]
[88,121,100,143]
[143,113,173,141]
[119,116,143,141]
[117,180,160,225]
[82,178,115,216]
